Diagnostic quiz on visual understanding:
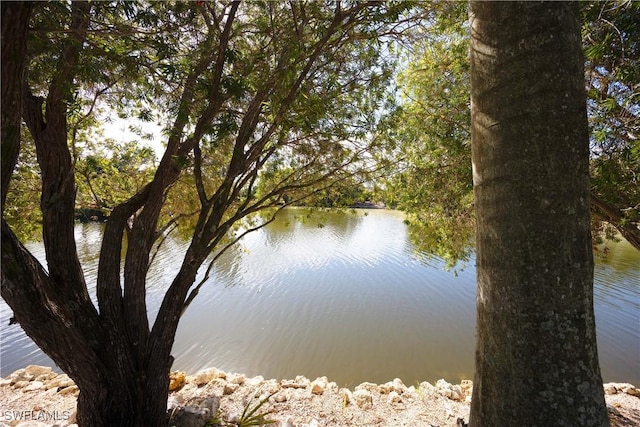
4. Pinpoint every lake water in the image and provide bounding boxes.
[1,208,638,387]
